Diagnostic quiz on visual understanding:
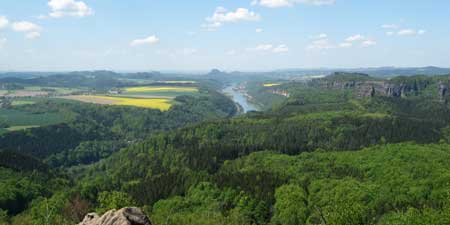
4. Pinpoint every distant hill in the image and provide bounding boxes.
[319,72,376,82]
[273,66,450,78]
[0,72,58,79]
[350,66,450,77]
[0,70,186,89]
